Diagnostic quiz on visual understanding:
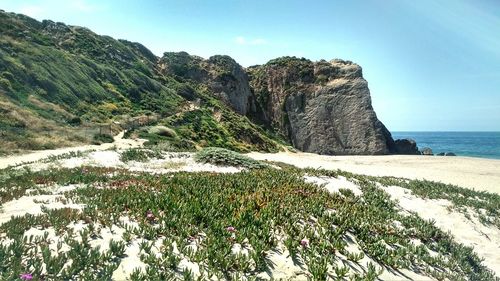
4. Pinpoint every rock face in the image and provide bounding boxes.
[248,57,395,155]
[159,52,255,115]
[159,54,401,155]
[394,139,420,155]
